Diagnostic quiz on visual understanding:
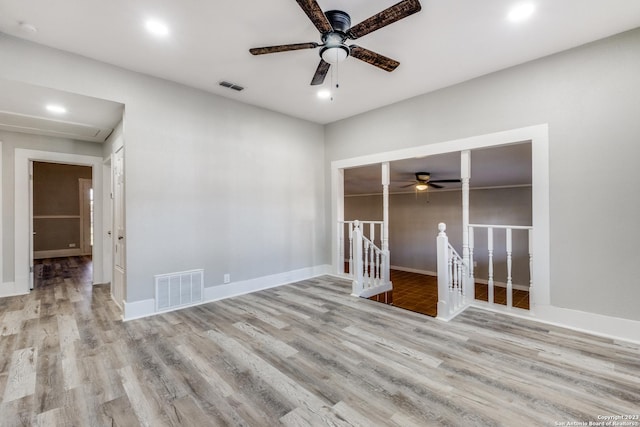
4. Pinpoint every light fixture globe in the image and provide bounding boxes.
[320,45,349,64]
[415,183,428,191]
